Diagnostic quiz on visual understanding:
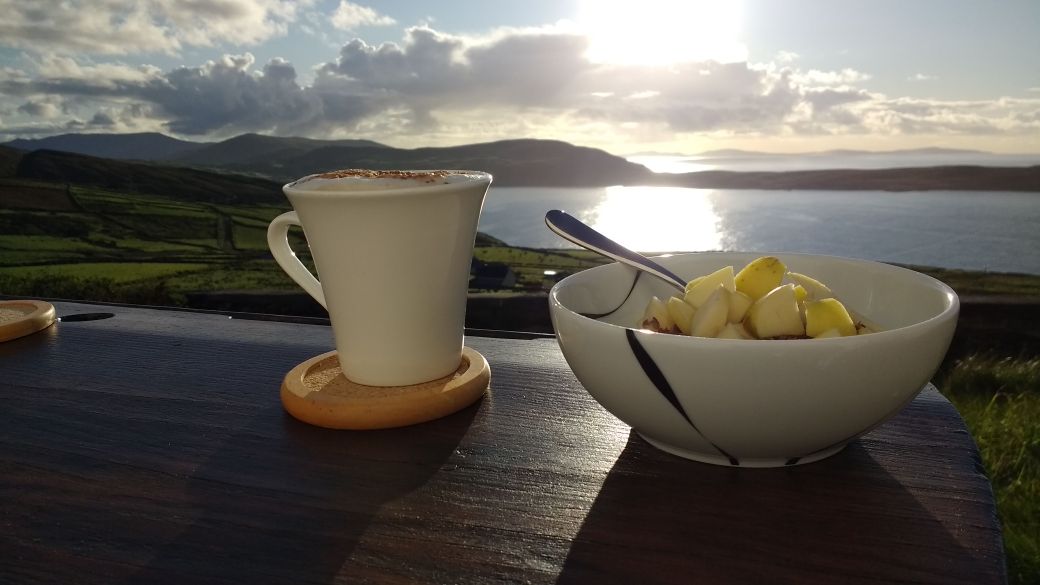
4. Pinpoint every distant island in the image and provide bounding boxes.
[2,132,1039,191]
[682,146,994,158]
[646,166,1040,192]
